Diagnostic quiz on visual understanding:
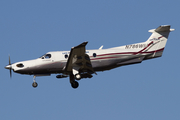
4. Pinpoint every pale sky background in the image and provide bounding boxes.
[1,0,180,120]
